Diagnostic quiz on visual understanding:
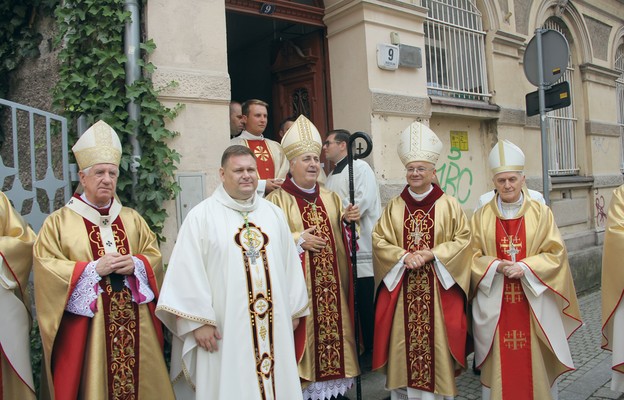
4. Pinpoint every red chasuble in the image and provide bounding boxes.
[52,196,162,400]
[496,217,532,400]
[373,185,466,391]
[246,139,276,180]
[281,177,348,382]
